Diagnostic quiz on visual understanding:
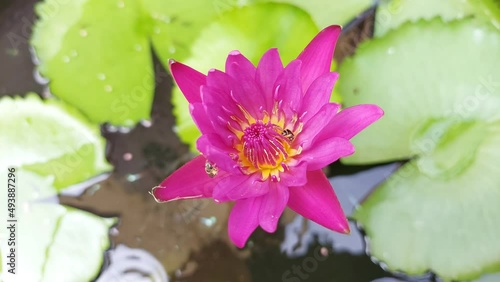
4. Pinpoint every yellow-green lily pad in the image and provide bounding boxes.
[339,19,500,280]
[0,203,115,282]
[31,0,257,125]
[375,0,500,36]
[0,94,111,190]
[340,19,500,164]
[258,0,374,28]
